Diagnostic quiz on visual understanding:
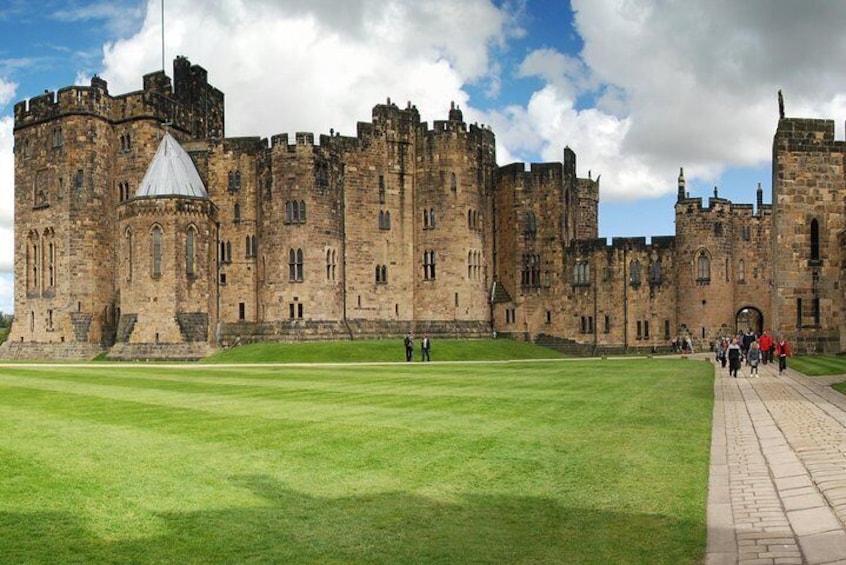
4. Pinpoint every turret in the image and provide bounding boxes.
[677,167,686,201]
